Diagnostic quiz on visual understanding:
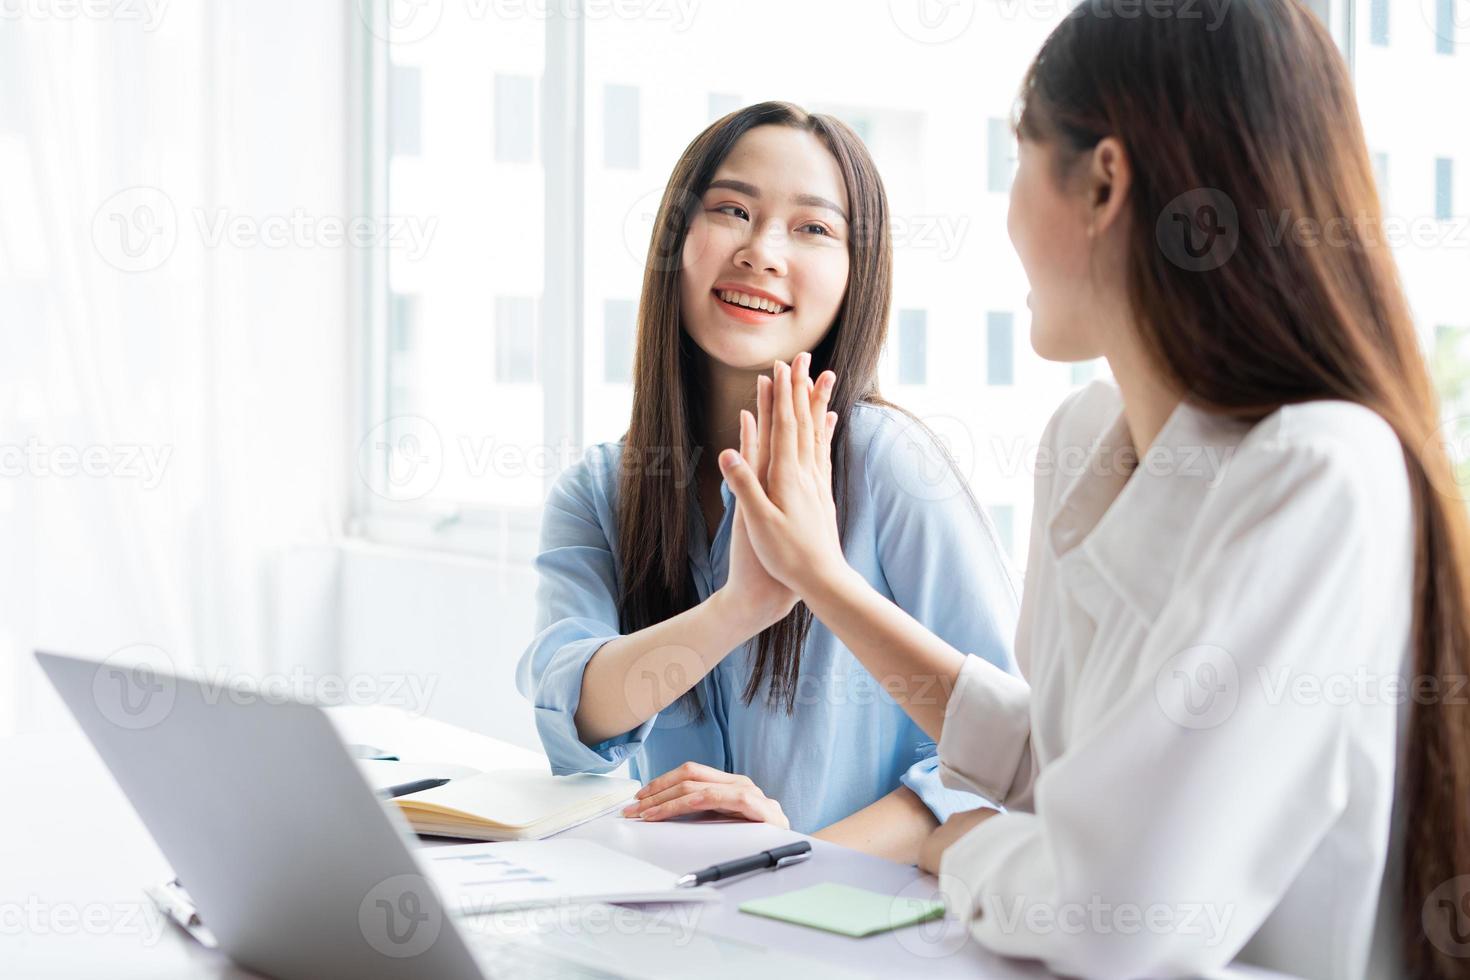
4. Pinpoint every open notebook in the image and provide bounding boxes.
[359,760,639,841]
